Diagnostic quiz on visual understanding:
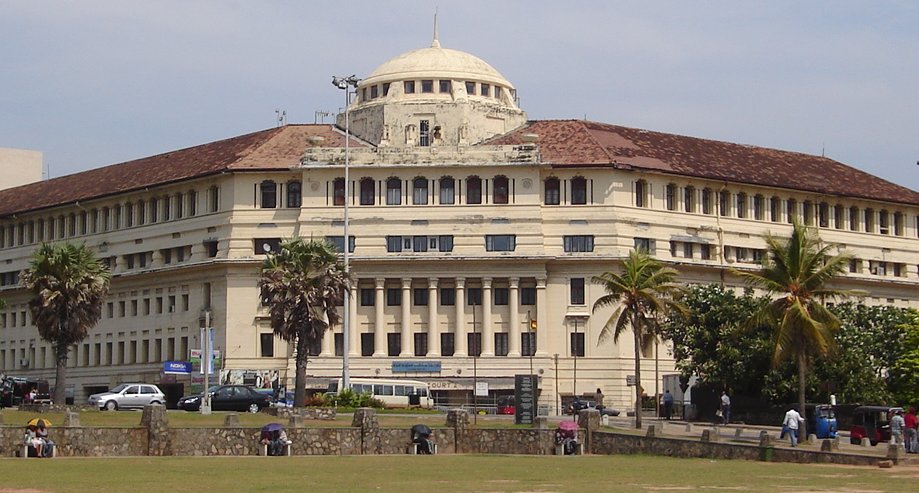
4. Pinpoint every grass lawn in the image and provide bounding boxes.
[1,454,916,493]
